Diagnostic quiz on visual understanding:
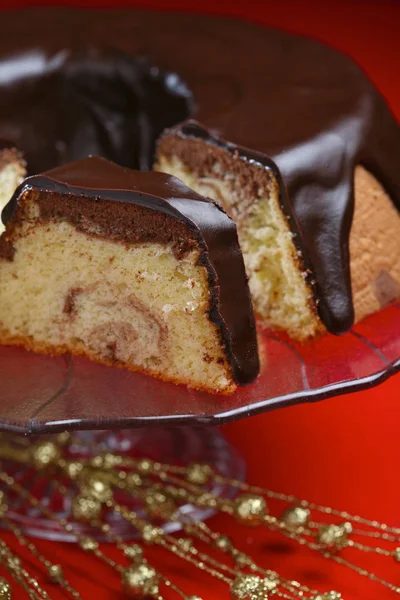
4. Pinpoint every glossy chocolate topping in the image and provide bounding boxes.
[0,45,193,175]
[0,9,399,334]
[4,157,259,385]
